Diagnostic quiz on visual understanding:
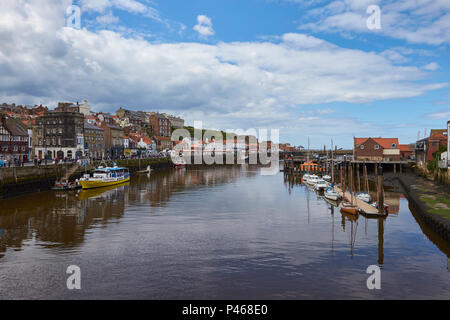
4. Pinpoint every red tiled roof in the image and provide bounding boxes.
[355,137,399,149]
[398,144,410,152]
